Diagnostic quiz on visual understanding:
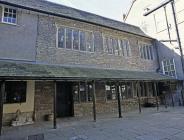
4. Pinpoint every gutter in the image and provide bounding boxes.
[0,1,152,40]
